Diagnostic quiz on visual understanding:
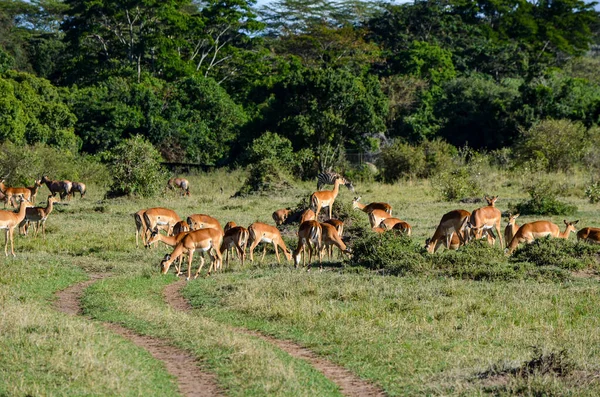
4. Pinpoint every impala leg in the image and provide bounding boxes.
[234,242,244,267]
[9,227,15,257]
[248,238,260,262]
[4,229,8,256]
[194,256,205,279]
[273,243,281,264]
[261,244,268,263]
[186,250,194,281]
